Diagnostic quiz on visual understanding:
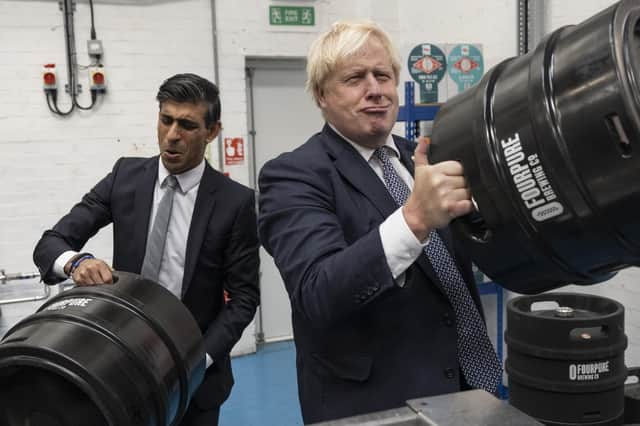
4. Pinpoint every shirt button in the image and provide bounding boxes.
[444,368,455,379]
